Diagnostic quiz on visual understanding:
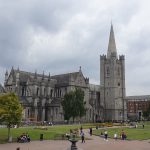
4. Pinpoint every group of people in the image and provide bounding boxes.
[17,133,30,143]
[113,130,127,140]
[101,129,127,141]
[120,130,127,140]
[79,126,128,143]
